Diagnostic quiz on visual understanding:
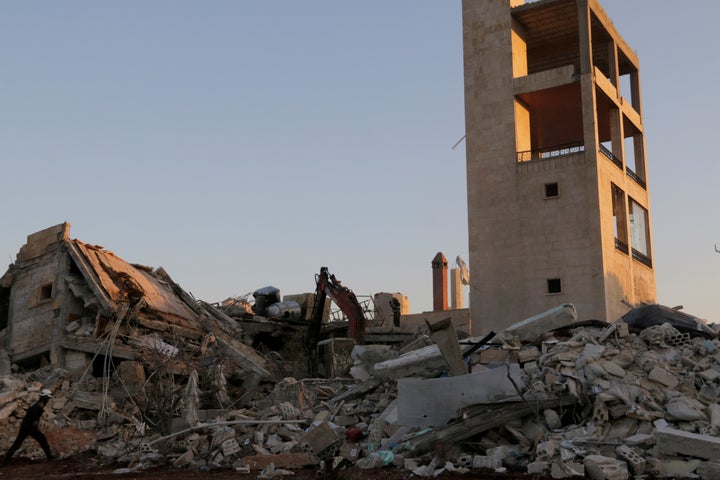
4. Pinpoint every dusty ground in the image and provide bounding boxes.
[0,452,583,480]
[0,424,579,479]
